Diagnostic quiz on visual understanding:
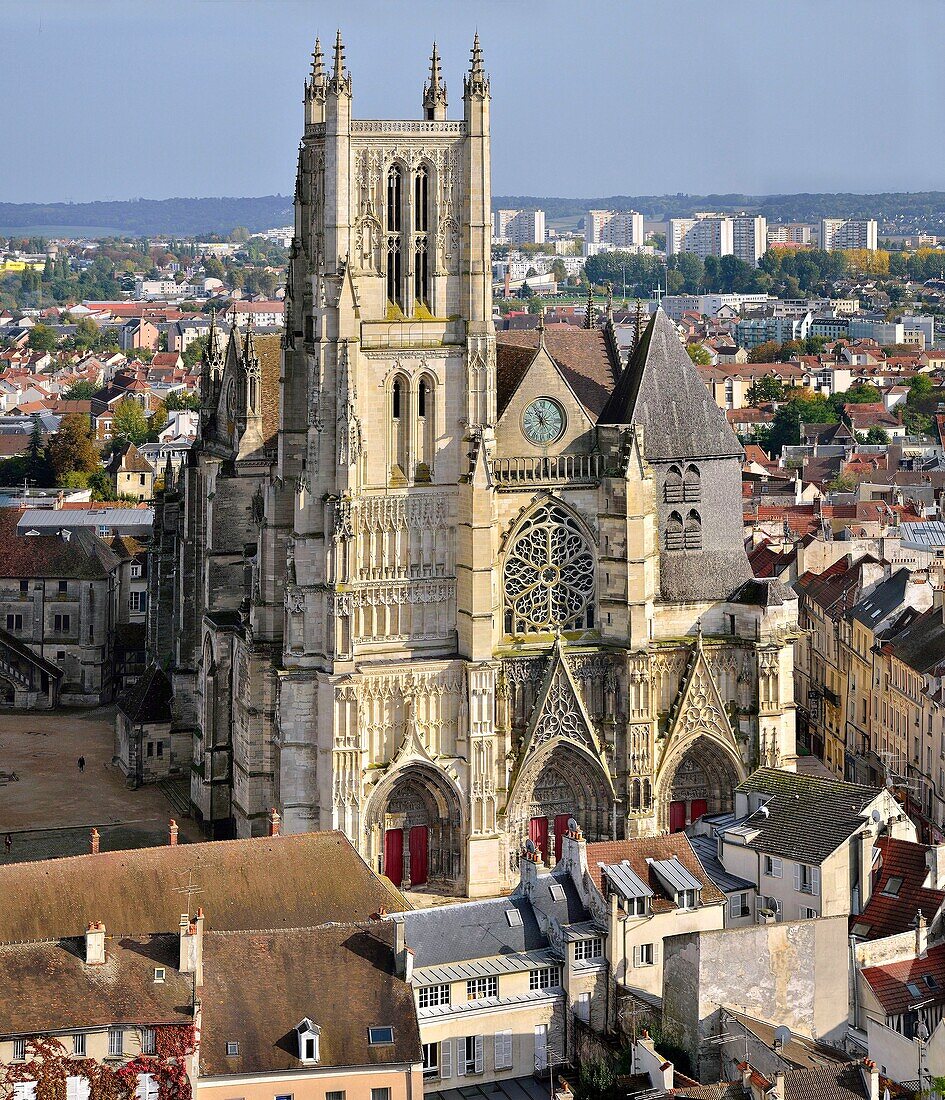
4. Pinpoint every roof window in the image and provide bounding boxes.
[881,876,903,897]
[505,909,523,927]
[368,1027,394,1045]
